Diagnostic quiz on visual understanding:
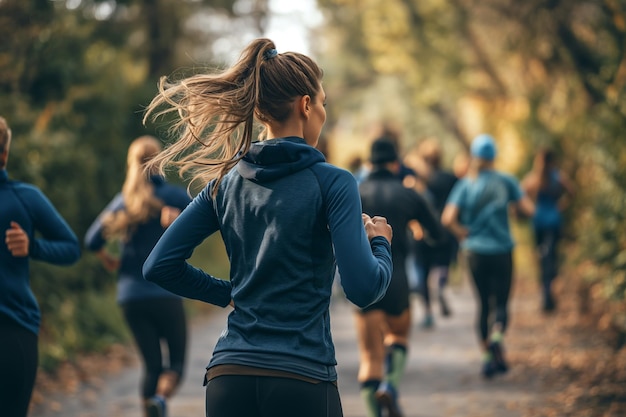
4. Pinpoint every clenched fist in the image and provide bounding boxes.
[5,221,29,257]
[362,214,393,244]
